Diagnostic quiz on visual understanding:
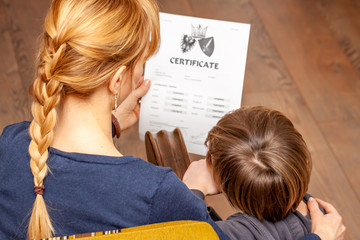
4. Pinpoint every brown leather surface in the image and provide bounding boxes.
[145,128,190,179]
